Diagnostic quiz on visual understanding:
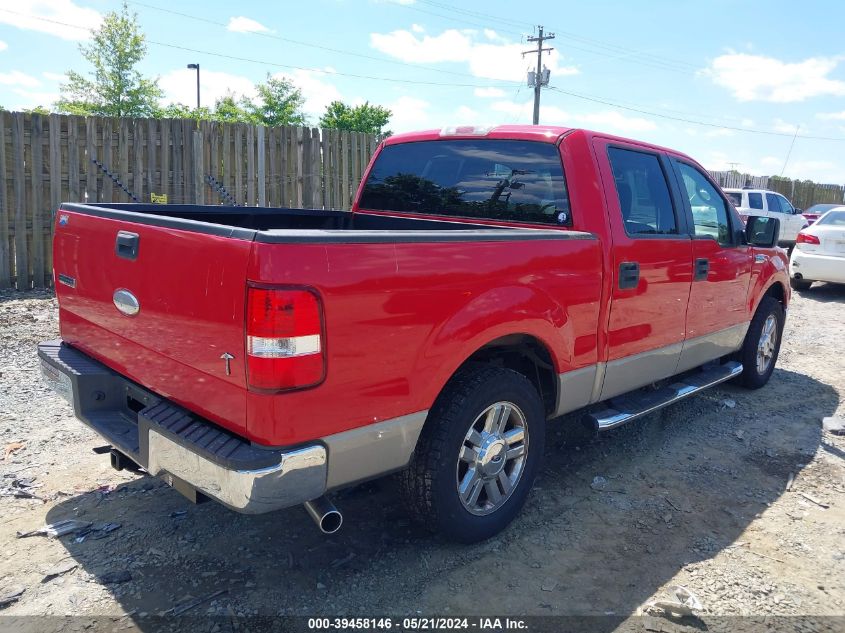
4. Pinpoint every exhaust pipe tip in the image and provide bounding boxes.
[304,497,343,534]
